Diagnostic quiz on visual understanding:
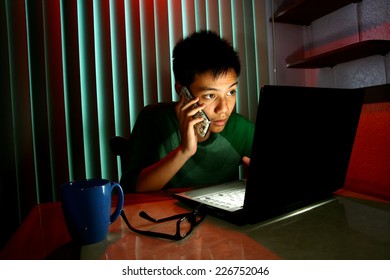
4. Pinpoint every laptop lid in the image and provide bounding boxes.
[174,85,364,225]
[244,85,364,223]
